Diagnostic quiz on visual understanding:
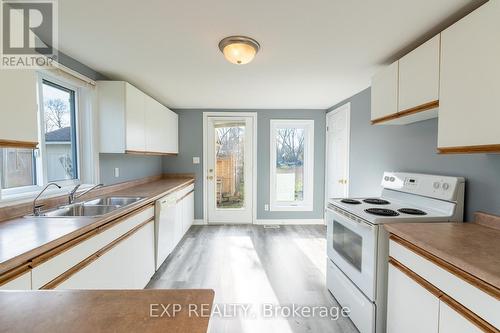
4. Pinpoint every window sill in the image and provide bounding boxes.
[0,184,93,208]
